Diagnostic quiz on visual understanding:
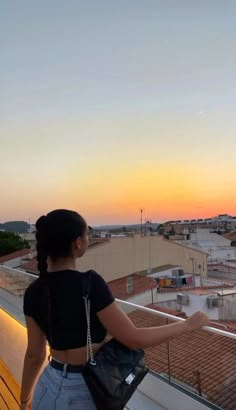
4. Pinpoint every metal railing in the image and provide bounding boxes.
[116,298,236,340]
[116,298,236,410]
